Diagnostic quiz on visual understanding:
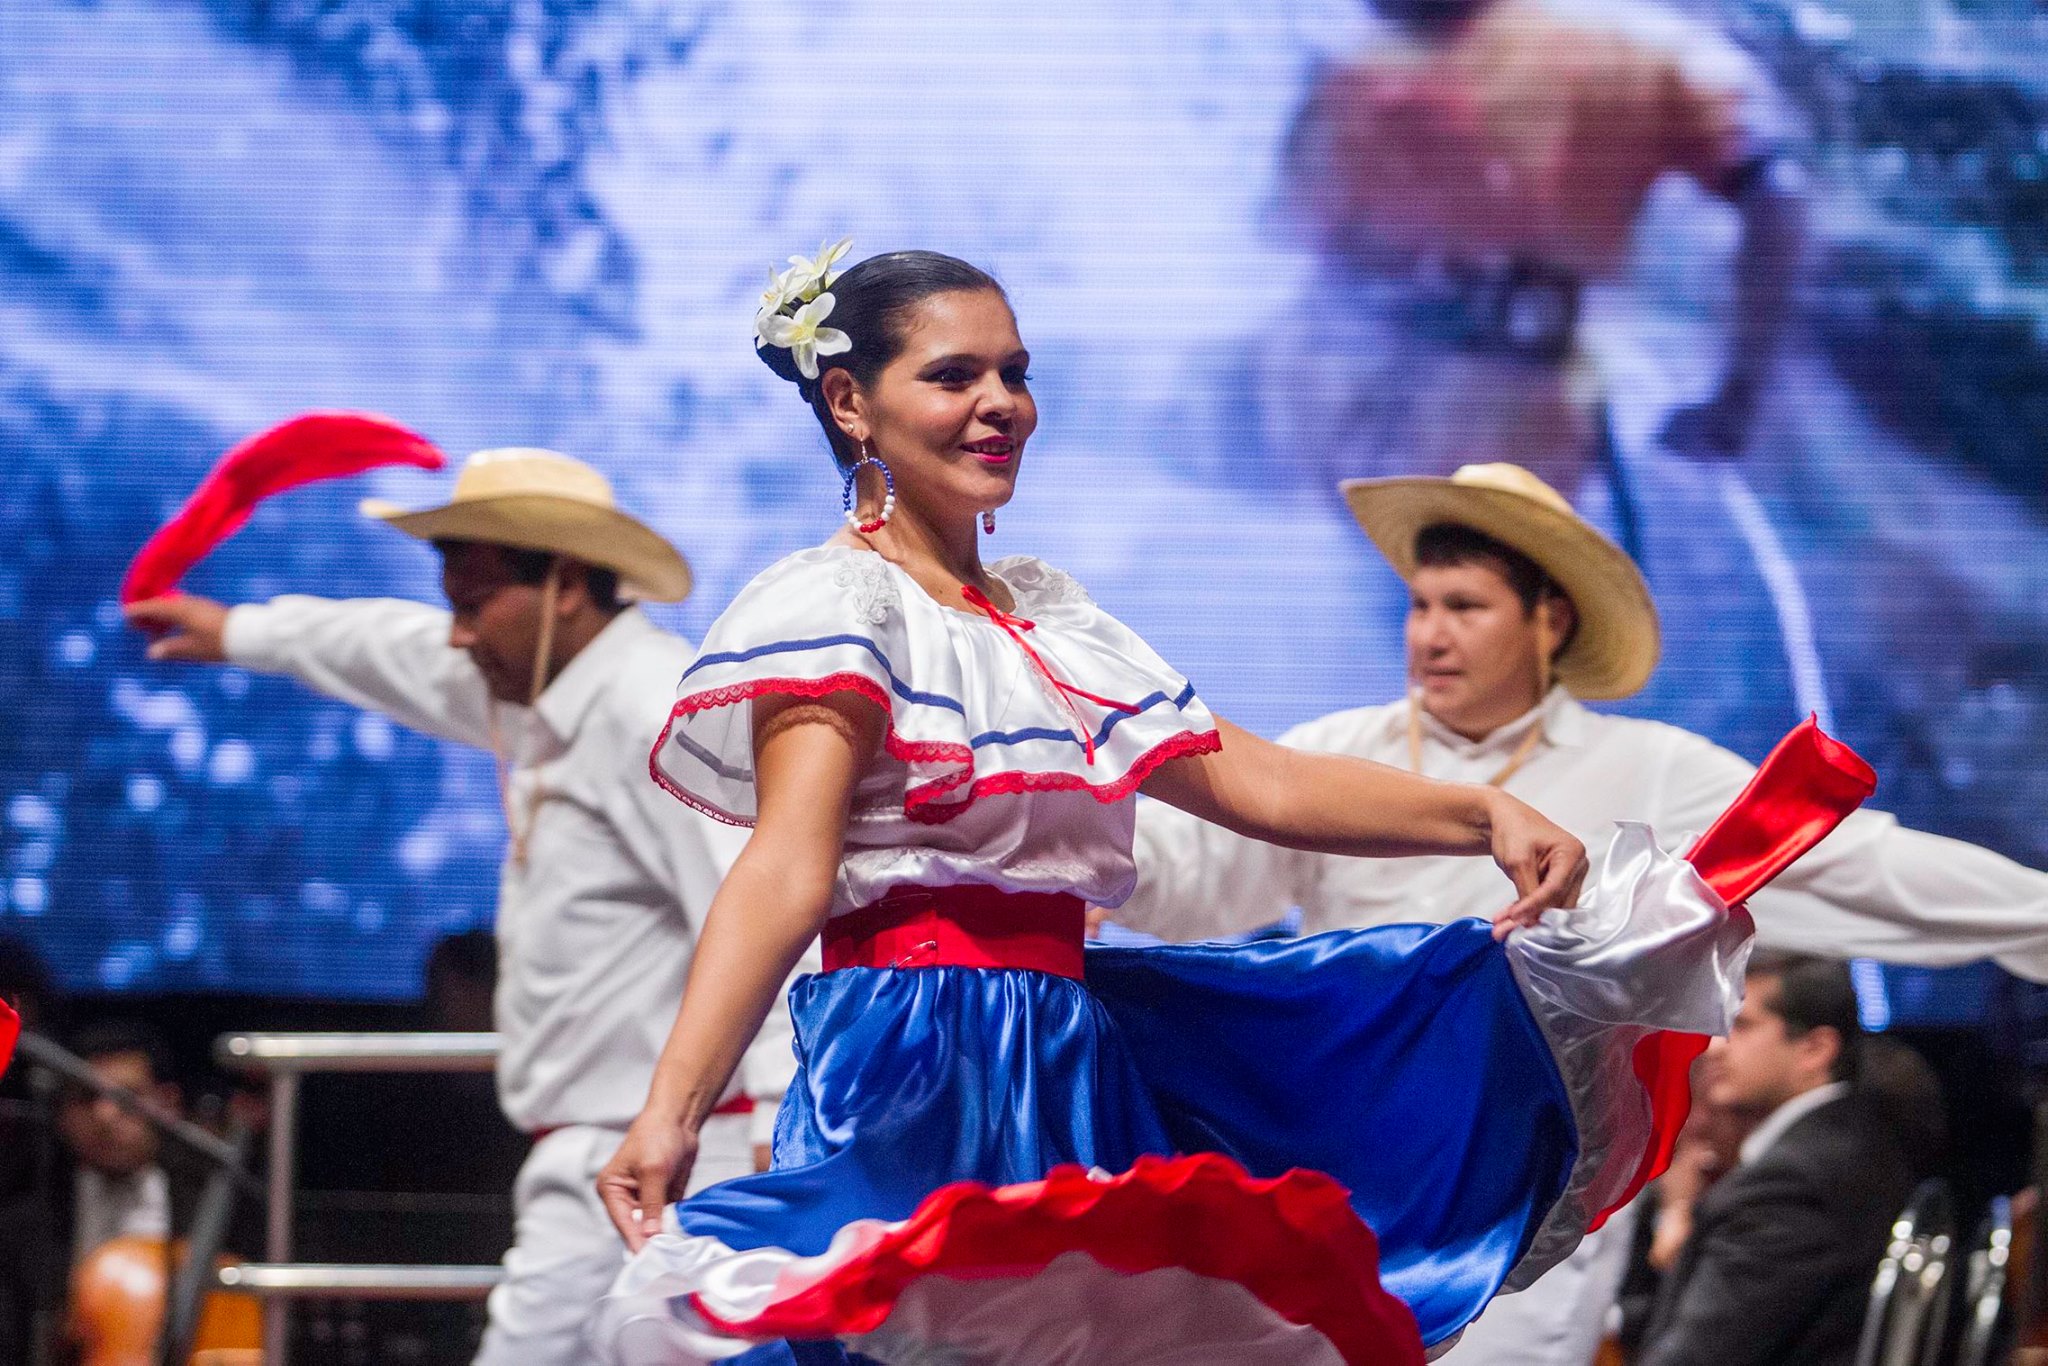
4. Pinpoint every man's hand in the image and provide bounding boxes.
[1658,387,1757,463]
[124,595,231,663]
